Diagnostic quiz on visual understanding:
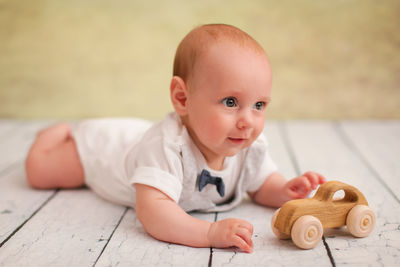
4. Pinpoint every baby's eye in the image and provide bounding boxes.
[254,101,265,110]
[222,97,237,108]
